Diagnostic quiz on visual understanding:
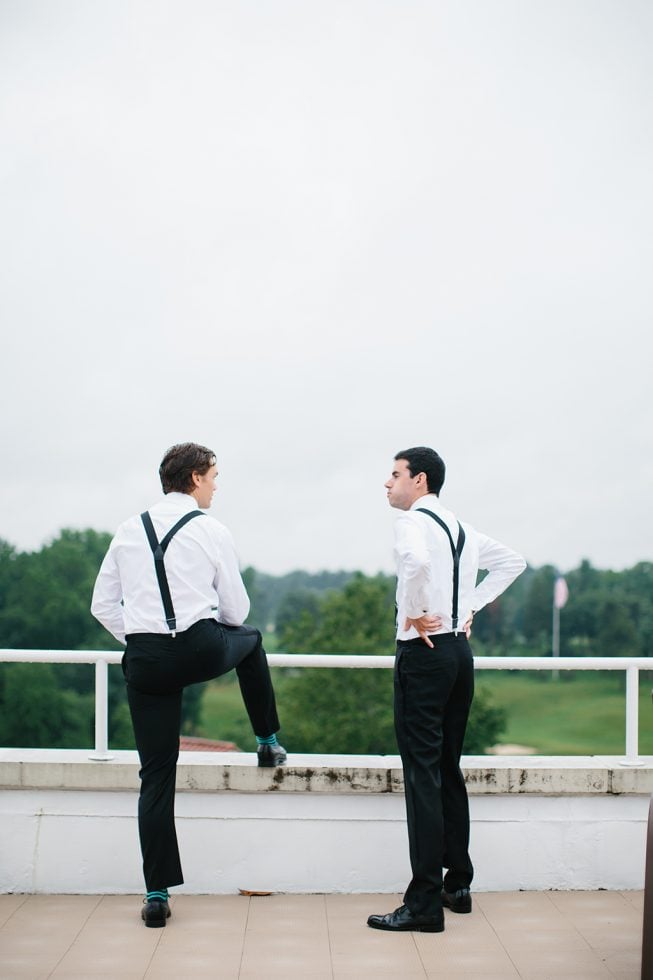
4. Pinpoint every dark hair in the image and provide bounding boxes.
[394,446,446,496]
[159,443,216,494]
